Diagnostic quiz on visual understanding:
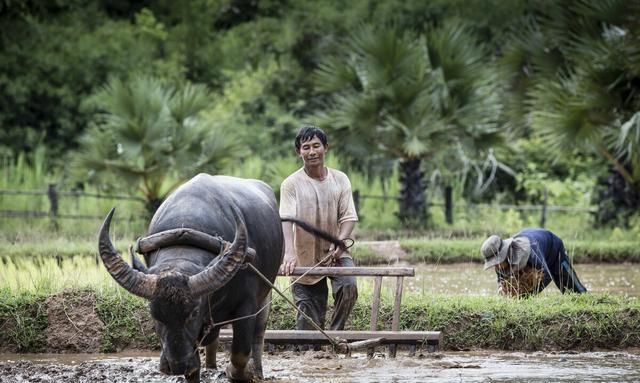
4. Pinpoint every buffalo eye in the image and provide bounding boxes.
[188,308,200,321]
